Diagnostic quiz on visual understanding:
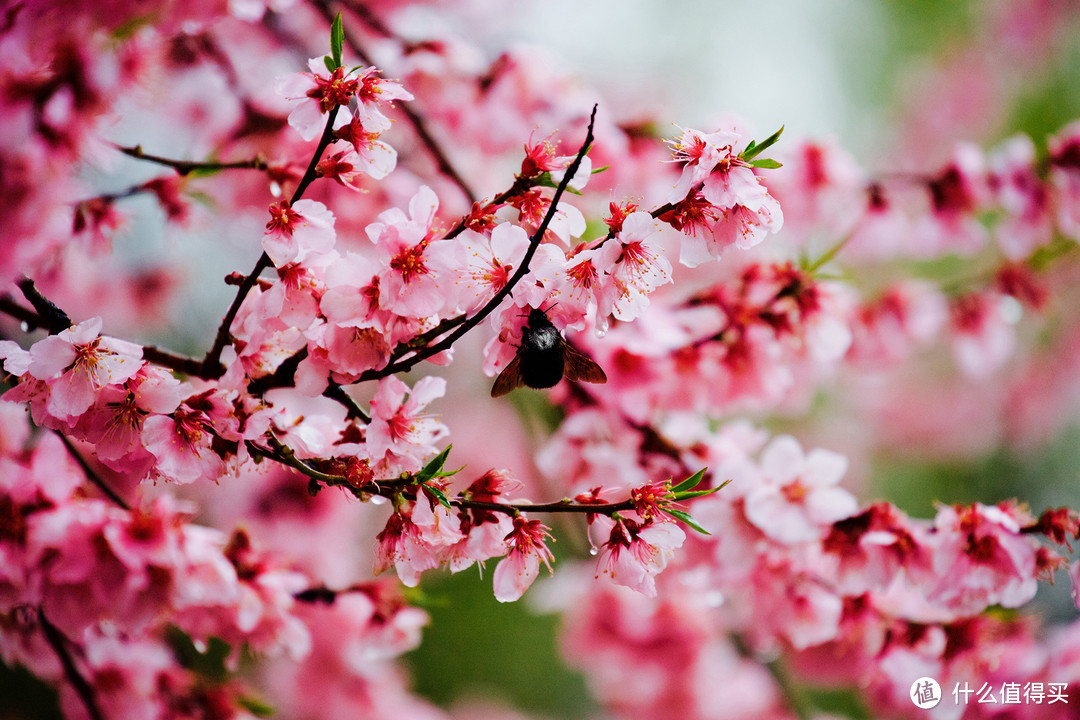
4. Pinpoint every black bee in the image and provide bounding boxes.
[491,307,607,397]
